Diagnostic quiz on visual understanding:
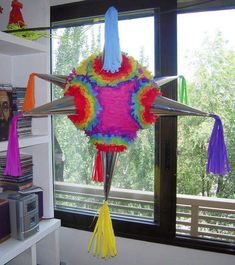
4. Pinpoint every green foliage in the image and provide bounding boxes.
[113,127,154,191]
[54,116,95,184]
[178,32,235,198]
